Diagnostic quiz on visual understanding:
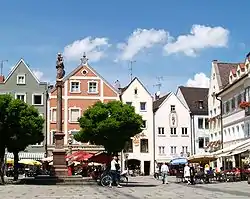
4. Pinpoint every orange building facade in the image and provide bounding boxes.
[47,62,119,154]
